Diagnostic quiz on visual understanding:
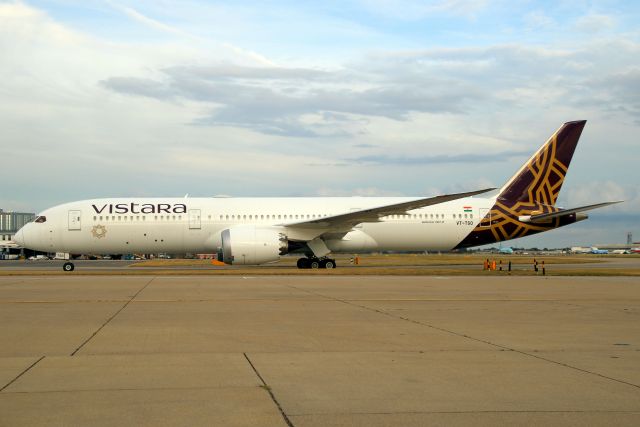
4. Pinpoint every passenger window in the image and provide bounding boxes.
[100,216,103,221]
[93,216,97,221]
